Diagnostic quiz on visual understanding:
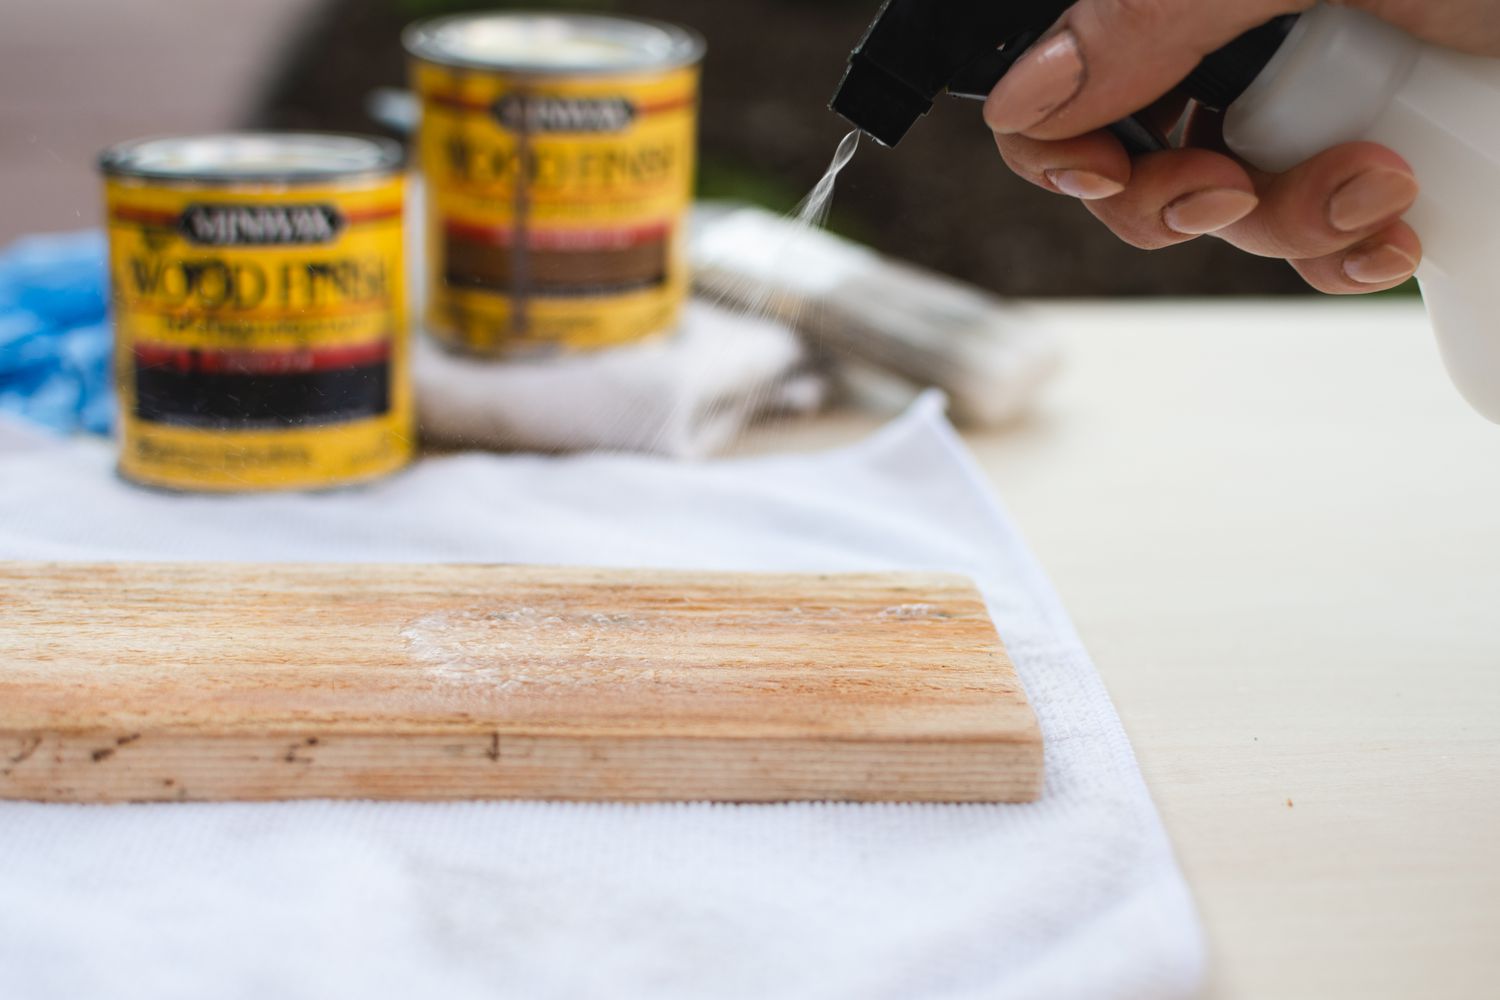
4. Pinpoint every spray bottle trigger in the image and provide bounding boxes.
[946,42,1029,102]
[948,39,1166,156]
[1105,117,1168,156]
